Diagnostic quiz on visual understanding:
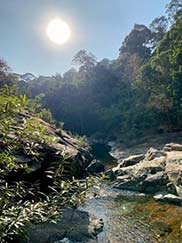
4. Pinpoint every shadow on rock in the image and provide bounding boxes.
[19,208,104,243]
